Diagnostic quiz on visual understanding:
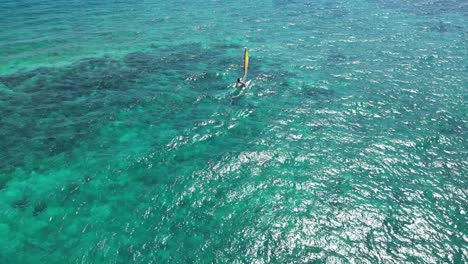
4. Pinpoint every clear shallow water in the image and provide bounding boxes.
[0,0,467,263]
